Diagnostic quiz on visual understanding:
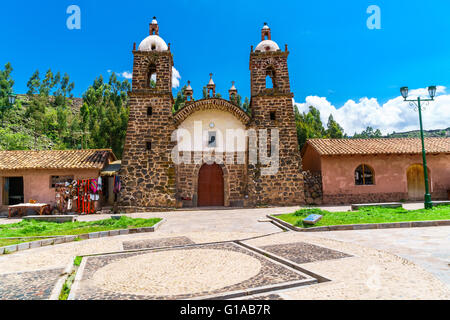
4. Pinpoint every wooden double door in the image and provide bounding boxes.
[197,163,224,207]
